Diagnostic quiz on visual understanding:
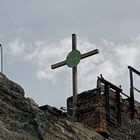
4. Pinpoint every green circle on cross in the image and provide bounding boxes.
[66,50,81,68]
